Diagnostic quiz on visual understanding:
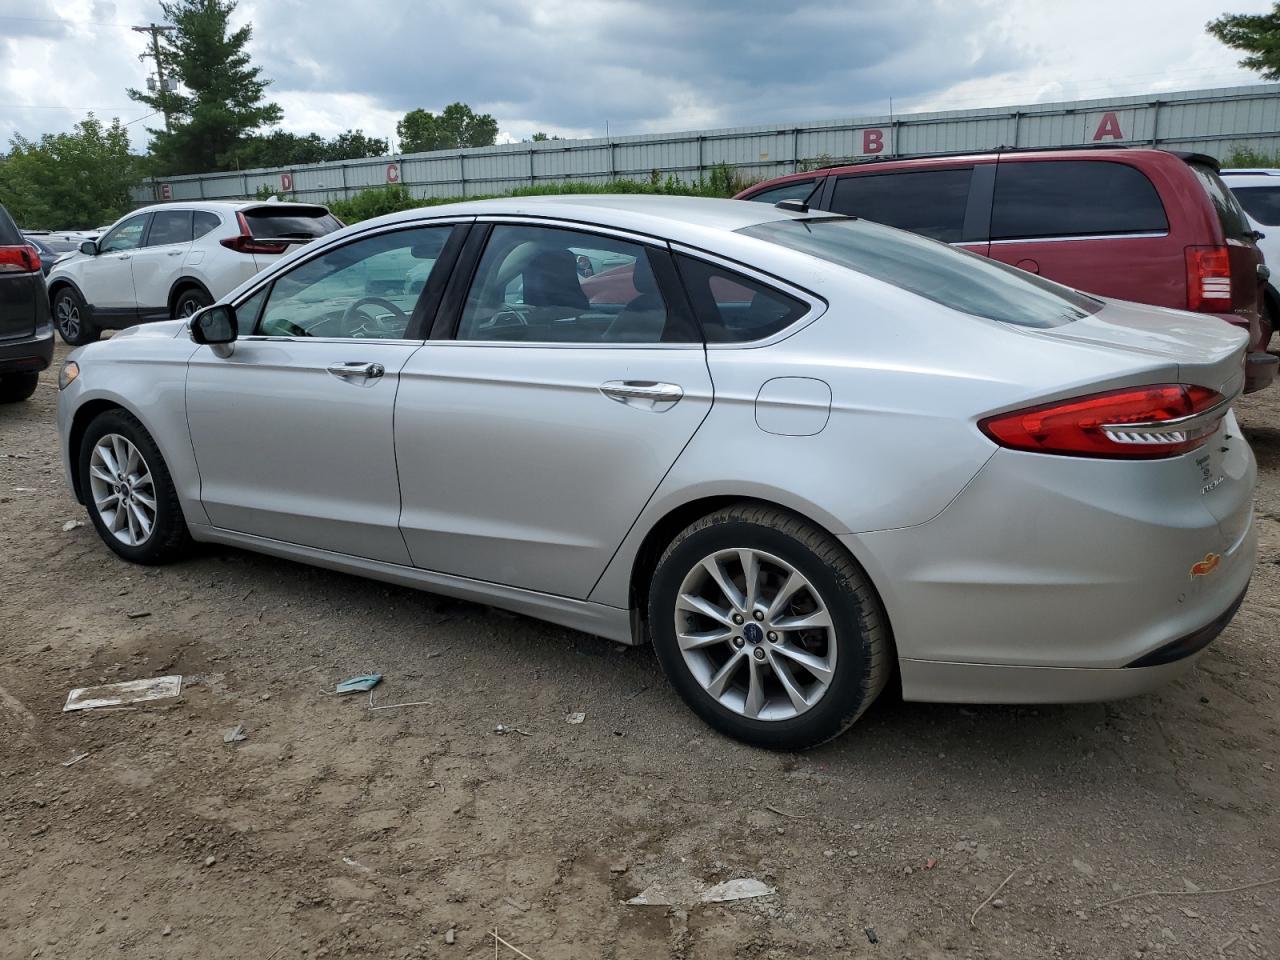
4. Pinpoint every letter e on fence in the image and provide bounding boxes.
[159,183,172,201]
